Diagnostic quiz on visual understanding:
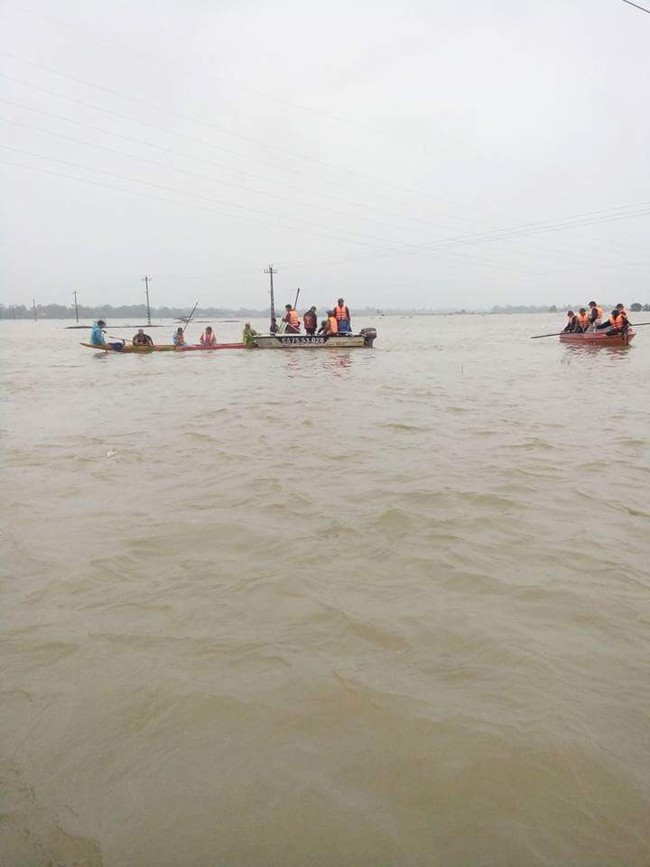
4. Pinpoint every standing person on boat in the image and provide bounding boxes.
[270,317,278,334]
[575,308,590,332]
[200,326,217,346]
[334,298,352,333]
[133,328,154,346]
[173,327,186,347]
[587,301,604,331]
[563,311,579,333]
[242,323,258,347]
[303,306,318,335]
[90,320,107,346]
[282,304,301,333]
